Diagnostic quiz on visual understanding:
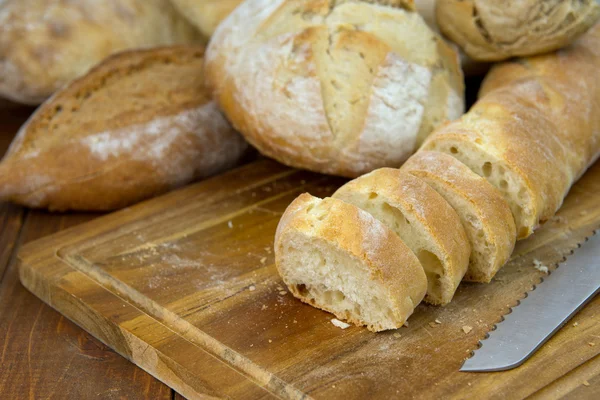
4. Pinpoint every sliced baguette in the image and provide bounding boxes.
[333,169,470,305]
[402,151,516,282]
[274,193,428,332]
[421,87,573,239]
